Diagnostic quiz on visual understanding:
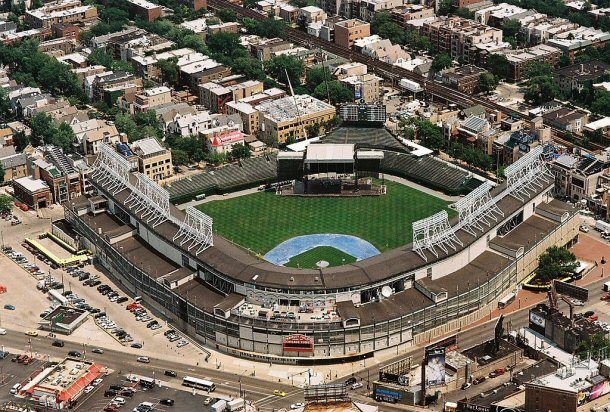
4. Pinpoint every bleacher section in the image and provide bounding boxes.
[324,127,407,152]
[167,155,277,203]
[380,151,478,195]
